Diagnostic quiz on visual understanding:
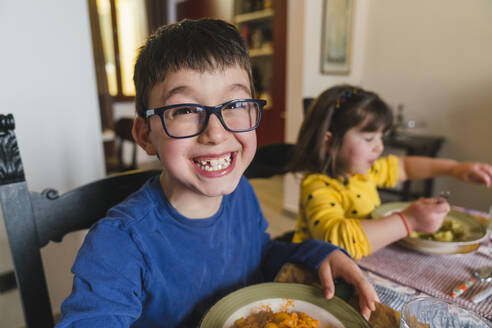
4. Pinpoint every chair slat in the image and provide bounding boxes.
[32,170,161,246]
[0,182,53,328]
[0,113,161,328]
